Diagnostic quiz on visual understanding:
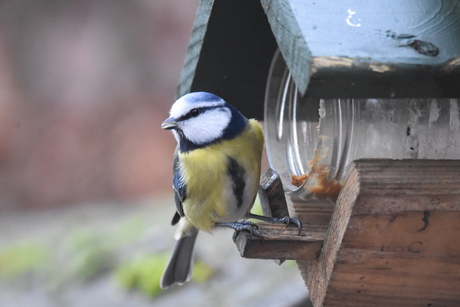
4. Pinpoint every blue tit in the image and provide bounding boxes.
[160,92,301,289]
